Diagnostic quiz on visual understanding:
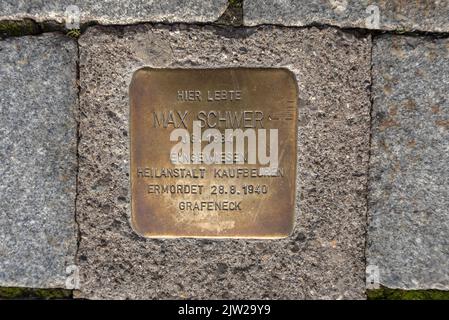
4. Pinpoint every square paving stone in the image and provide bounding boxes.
[0,0,228,25]
[0,33,78,288]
